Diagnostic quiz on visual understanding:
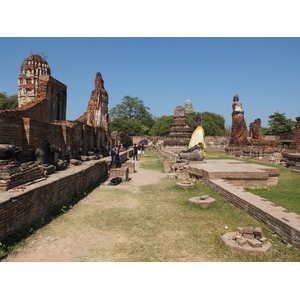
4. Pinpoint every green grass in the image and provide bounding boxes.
[139,152,165,172]
[4,151,300,262]
[244,166,300,214]
[28,173,300,262]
